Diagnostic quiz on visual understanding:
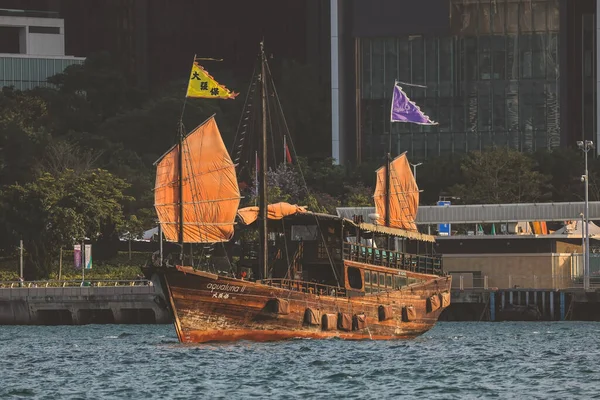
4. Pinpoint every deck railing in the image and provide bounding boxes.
[263,278,345,297]
[343,242,442,275]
